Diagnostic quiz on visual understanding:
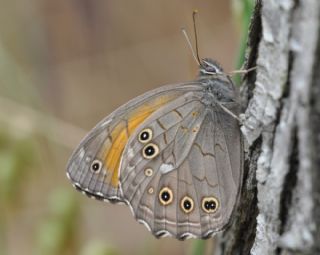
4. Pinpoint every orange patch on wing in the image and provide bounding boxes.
[104,95,176,187]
